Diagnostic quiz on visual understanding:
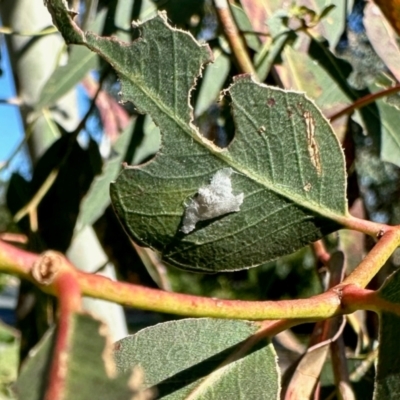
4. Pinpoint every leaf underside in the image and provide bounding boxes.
[114,318,280,399]
[46,2,348,272]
